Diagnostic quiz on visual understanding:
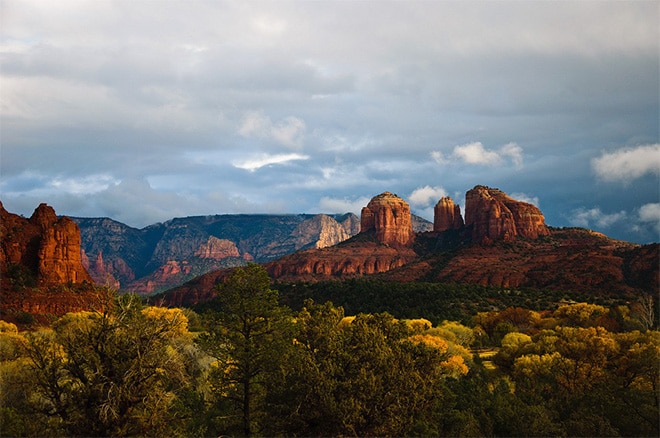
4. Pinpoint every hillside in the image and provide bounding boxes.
[156,187,658,307]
